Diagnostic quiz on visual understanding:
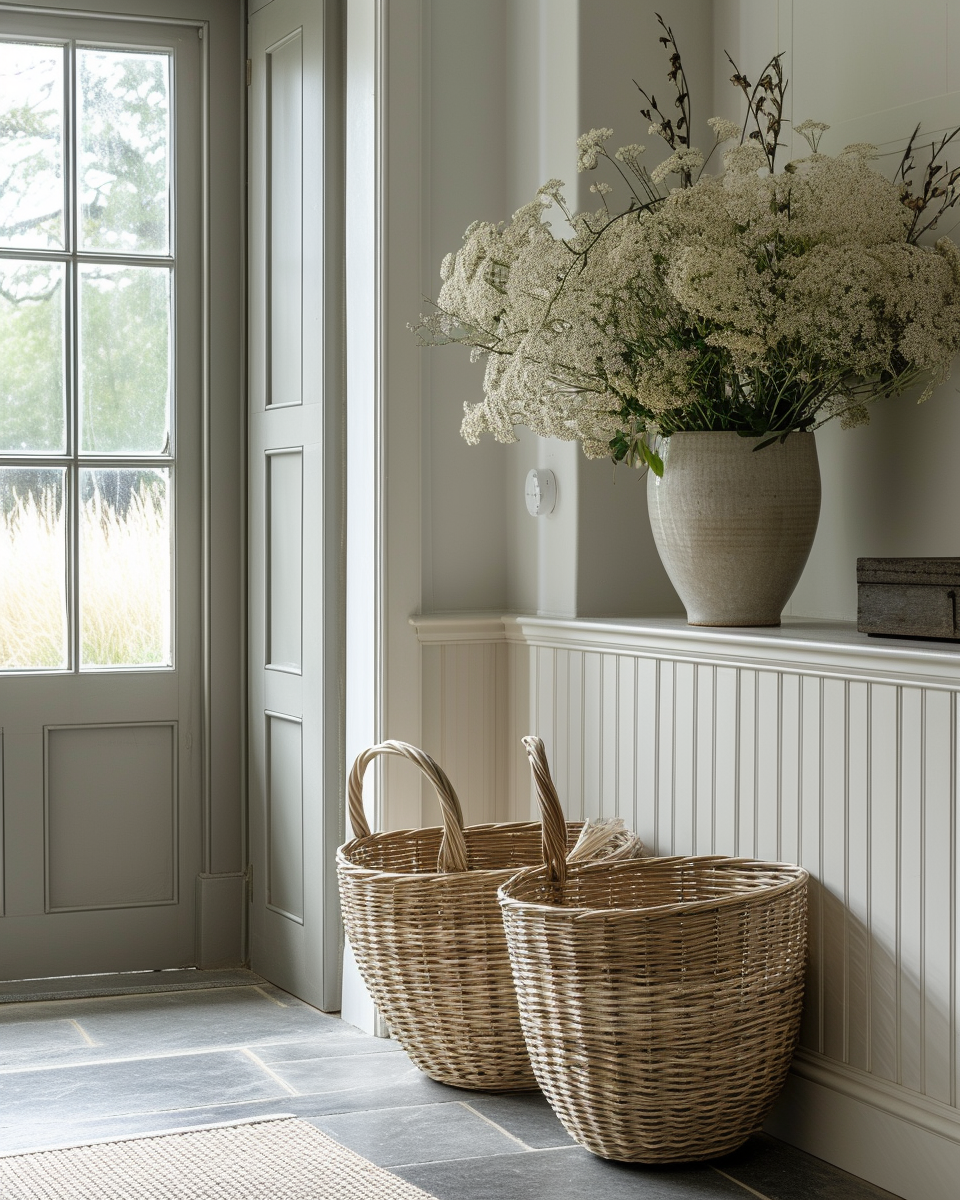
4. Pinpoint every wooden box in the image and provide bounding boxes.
[857,558,960,640]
